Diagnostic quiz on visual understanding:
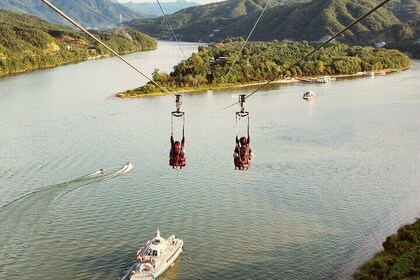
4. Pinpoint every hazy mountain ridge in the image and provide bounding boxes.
[0,0,146,28]
[123,0,200,18]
